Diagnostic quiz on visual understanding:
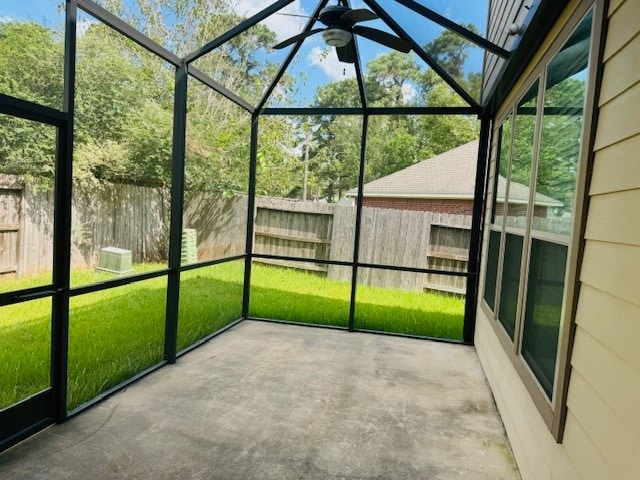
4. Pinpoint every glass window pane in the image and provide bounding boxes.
[498,233,523,339]
[0,115,56,293]
[67,278,166,411]
[534,12,593,236]
[70,13,174,286]
[505,80,538,230]
[483,230,501,311]
[354,267,465,340]
[0,2,65,109]
[249,259,351,328]
[177,261,244,352]
[521,240,568,399]
[493,115,512,224]
[0,298,51,410]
